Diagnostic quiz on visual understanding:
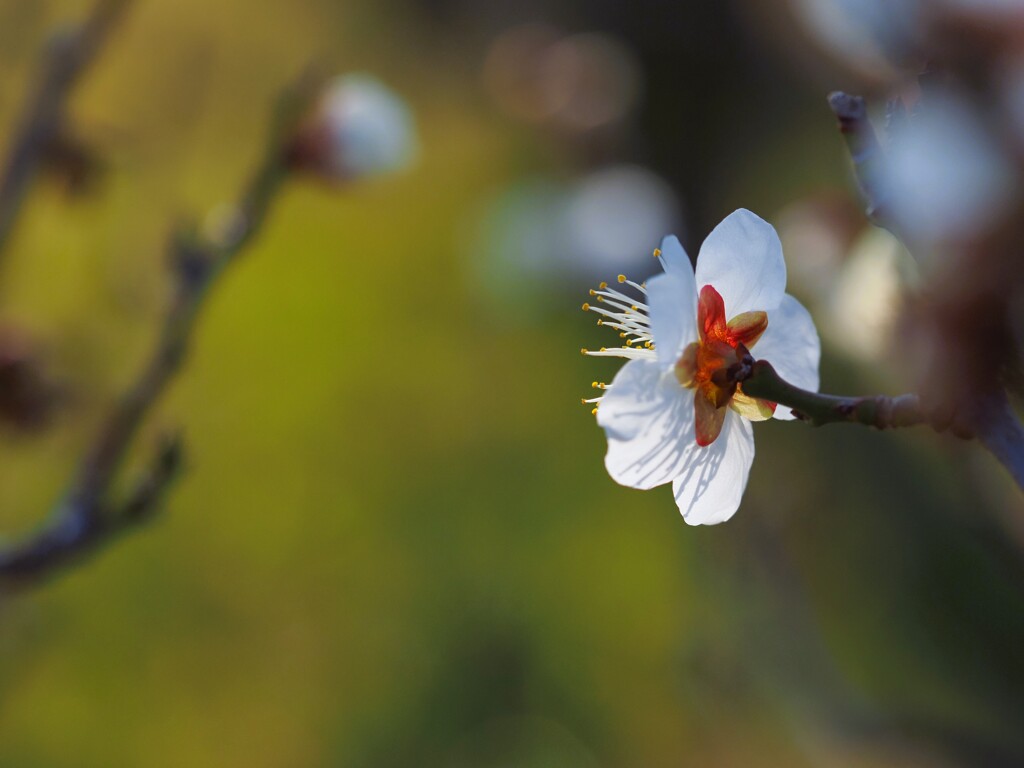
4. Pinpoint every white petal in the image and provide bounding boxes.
[657,235,694,282]
[695,209,786,316]
[598,359,695,490]
[672,410,754,525]
[753,293,821,420]
[647,272,697,369]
